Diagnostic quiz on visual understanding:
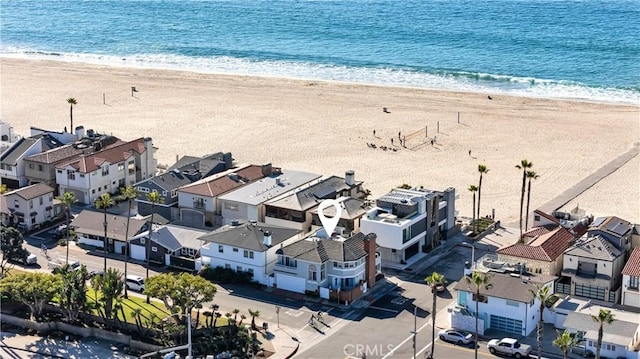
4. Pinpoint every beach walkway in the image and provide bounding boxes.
[537,141,640,215]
